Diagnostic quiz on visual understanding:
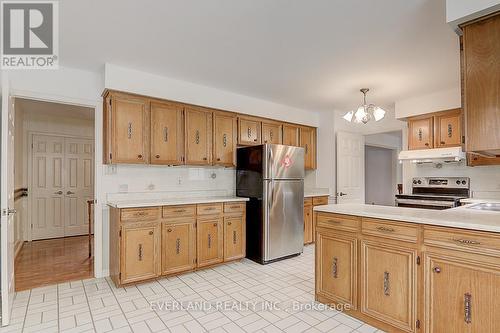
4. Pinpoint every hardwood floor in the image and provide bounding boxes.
[15,236,94,291]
